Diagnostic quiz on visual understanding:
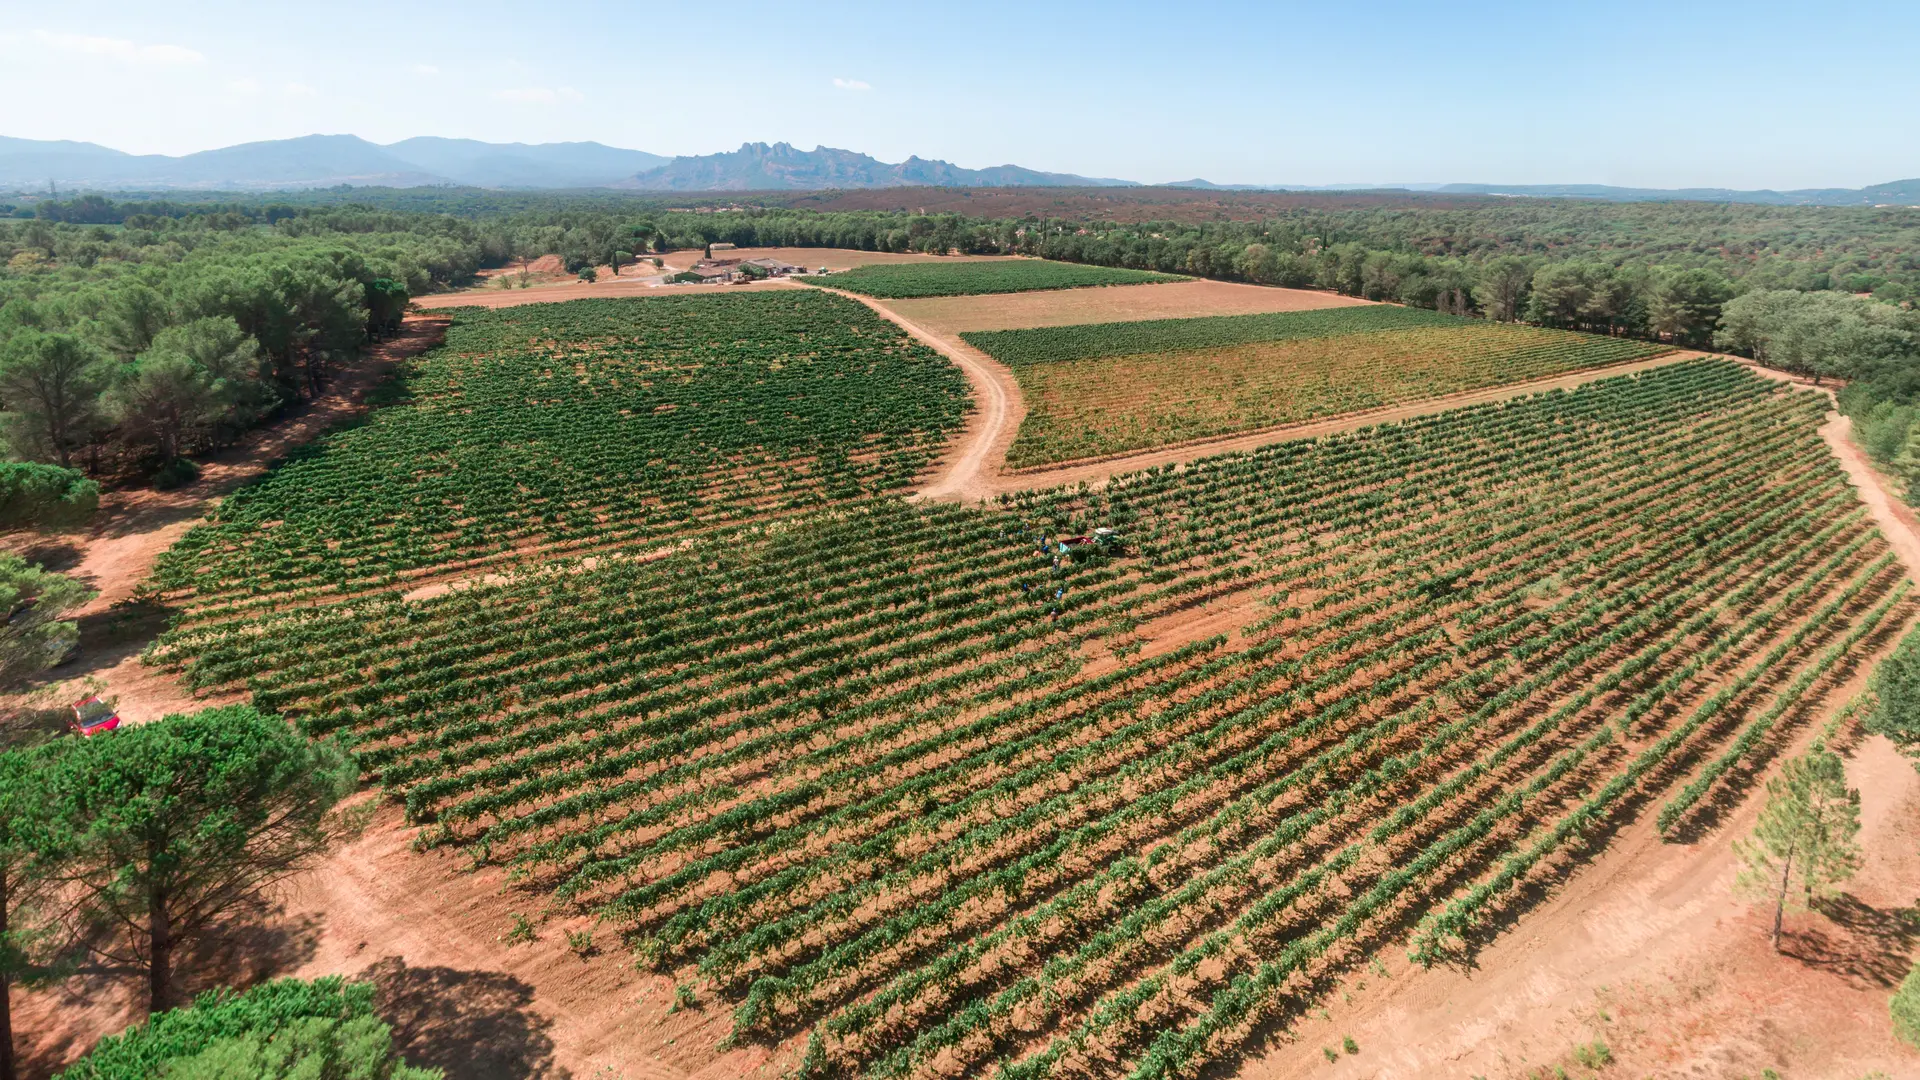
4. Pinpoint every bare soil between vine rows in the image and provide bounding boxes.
[13,287,1920,1080]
